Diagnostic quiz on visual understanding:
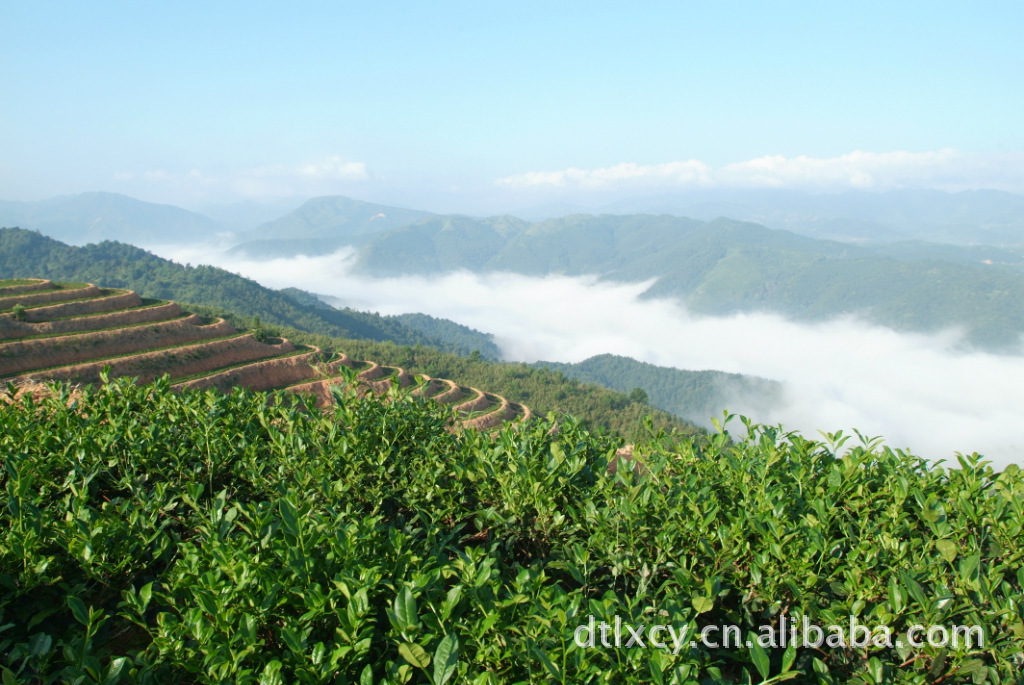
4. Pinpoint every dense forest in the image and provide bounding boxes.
[280,287,502,360]
[533,353,782,425]
[385,313,502,361]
